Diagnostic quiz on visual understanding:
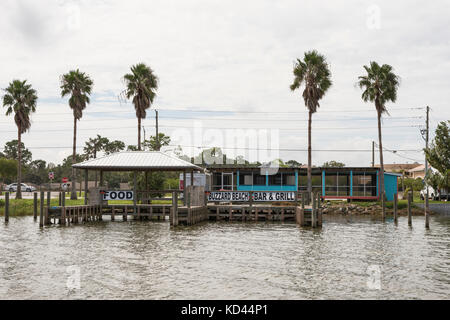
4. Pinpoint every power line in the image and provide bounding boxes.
[3,106,424,116]
[0,124,422,133]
